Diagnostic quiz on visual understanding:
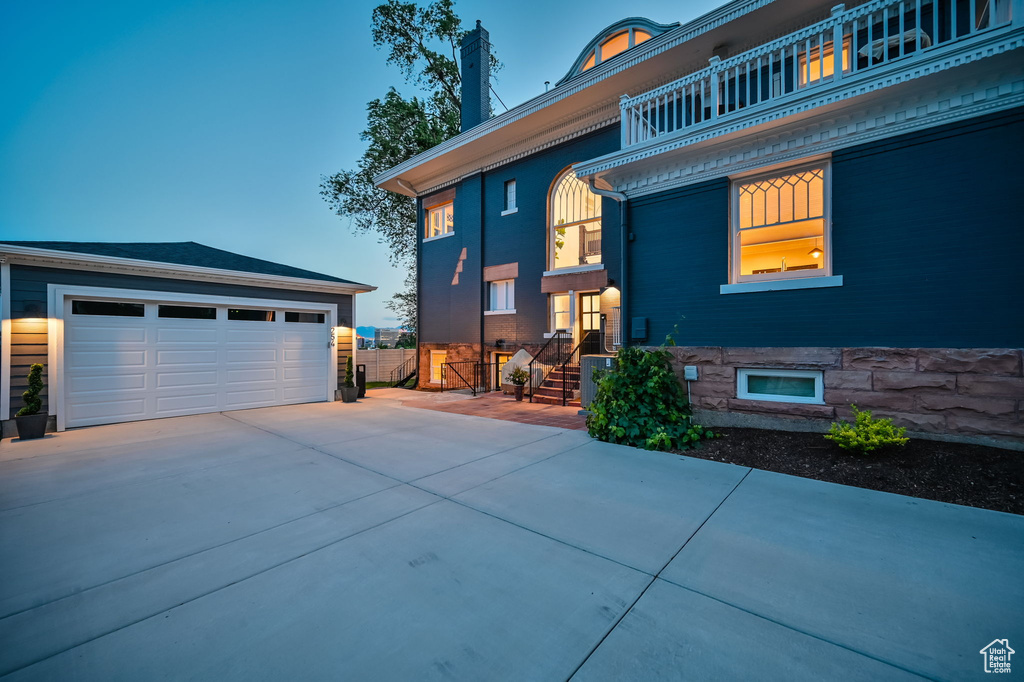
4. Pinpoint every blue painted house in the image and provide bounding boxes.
[376,0,1024,446]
